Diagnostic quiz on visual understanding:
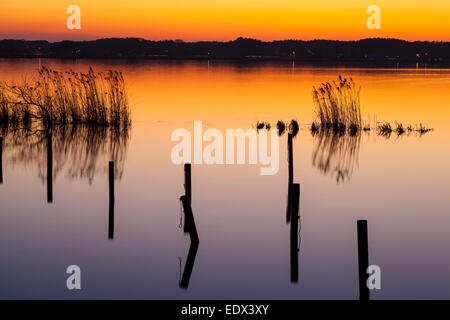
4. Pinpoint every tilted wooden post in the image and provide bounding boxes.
[183,163,192,233]
[180,195,199,244]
